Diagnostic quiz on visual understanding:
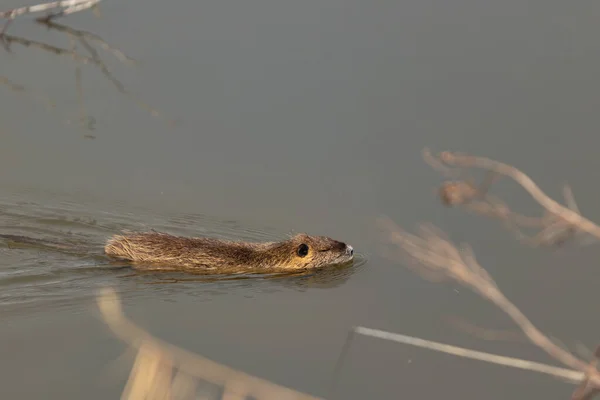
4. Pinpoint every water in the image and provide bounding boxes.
[1,0,600,398]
